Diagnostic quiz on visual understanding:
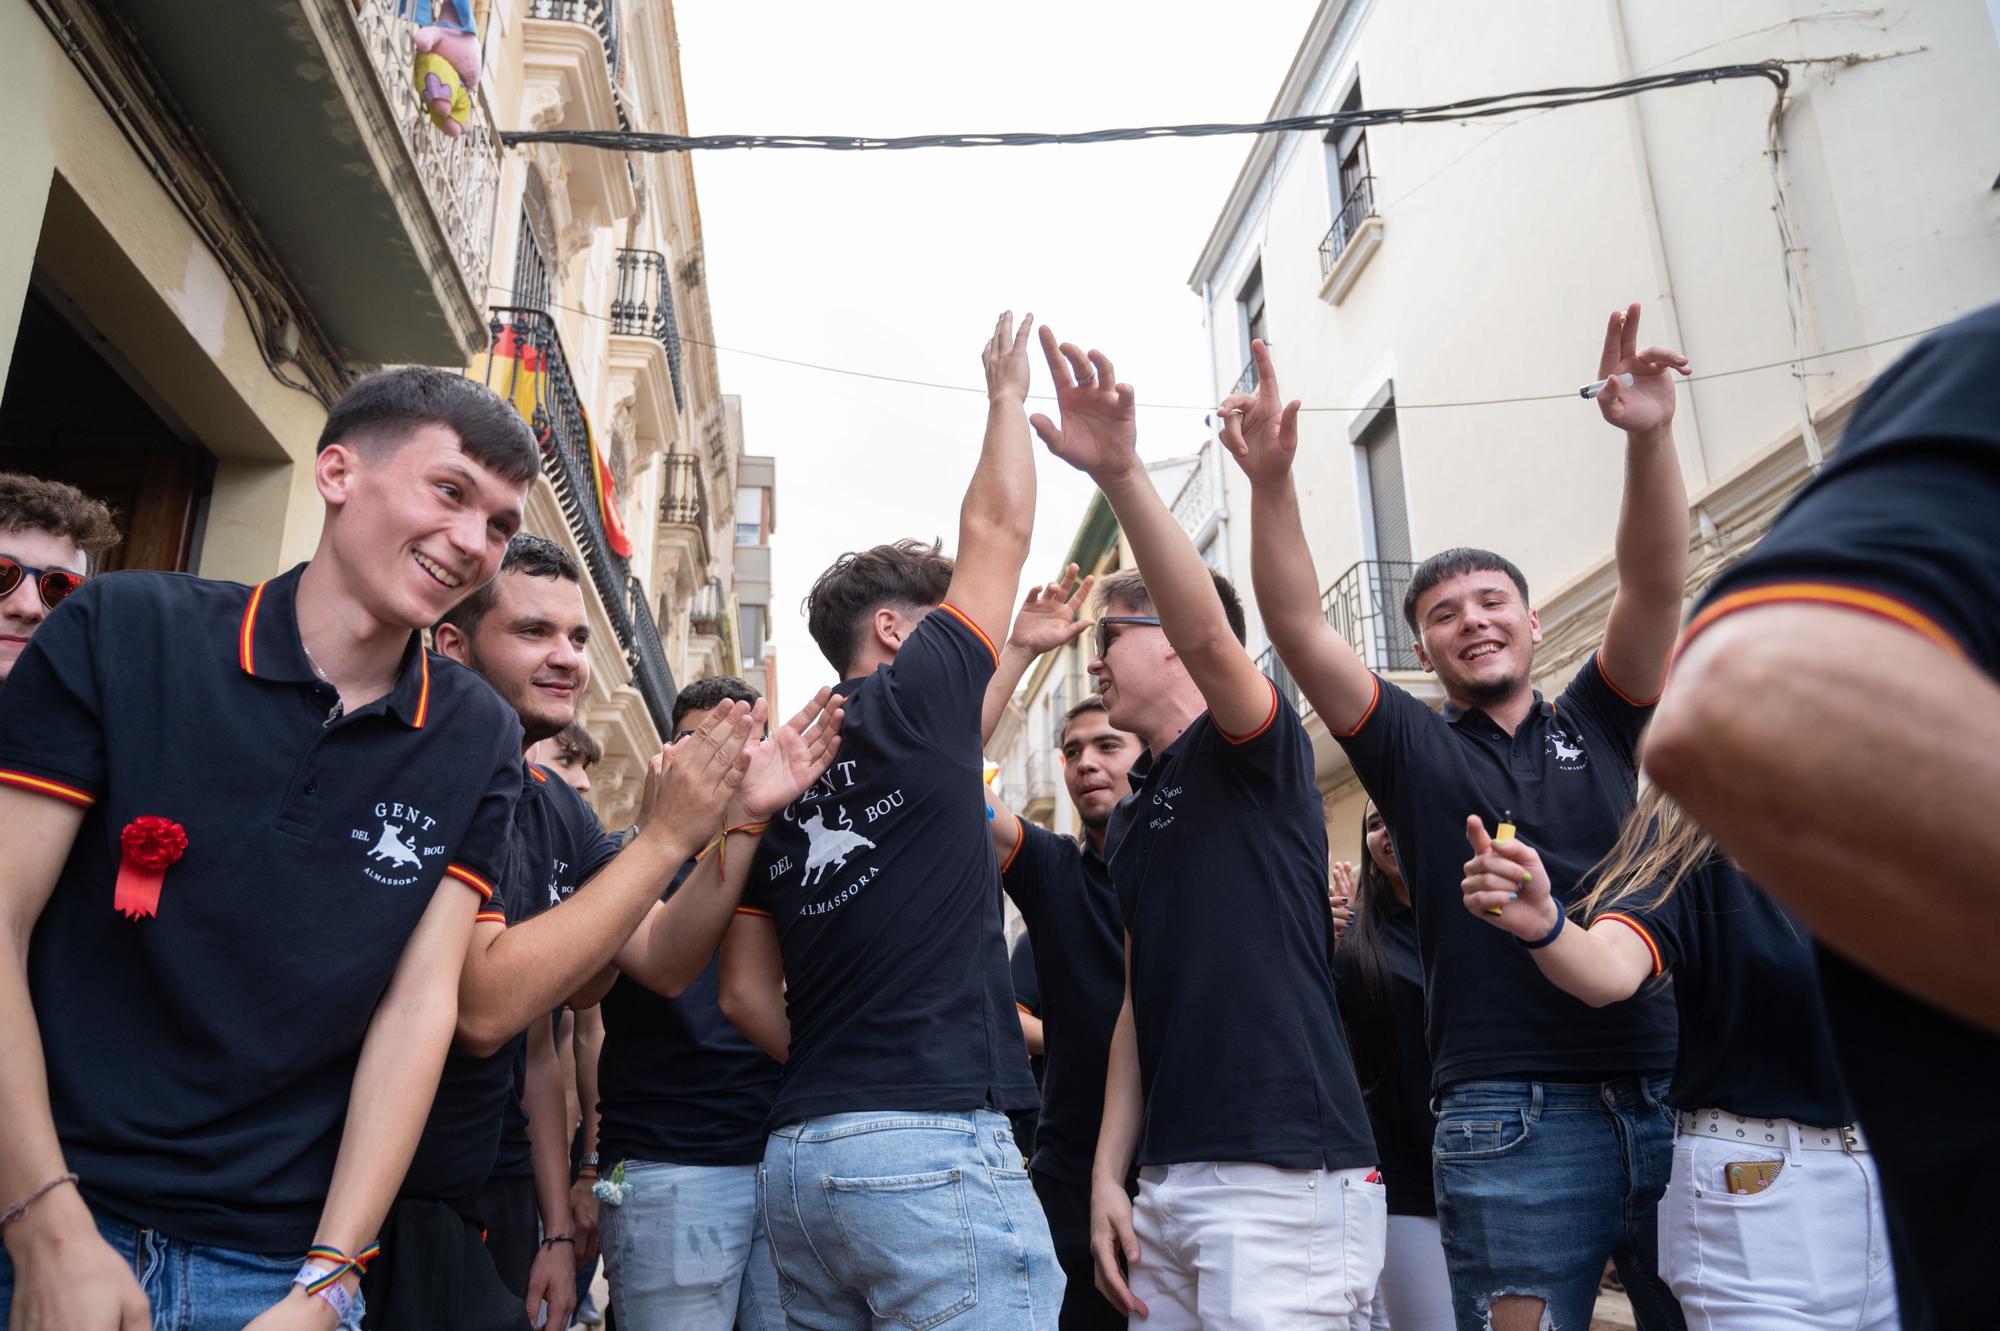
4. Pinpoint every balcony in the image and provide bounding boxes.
[1169,453,1222,543]
[94,0,501,364]
[689,577,727,637]
[1025,746,1059,819]
[522,0,636,227]
[657,450,710,589]
[1317,175,1383,305]
[611,250,686,411]
[625,577,677,741]
[1230,357,1260,398]
[1323,559,1422,673]
[1255,644,1304,716]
